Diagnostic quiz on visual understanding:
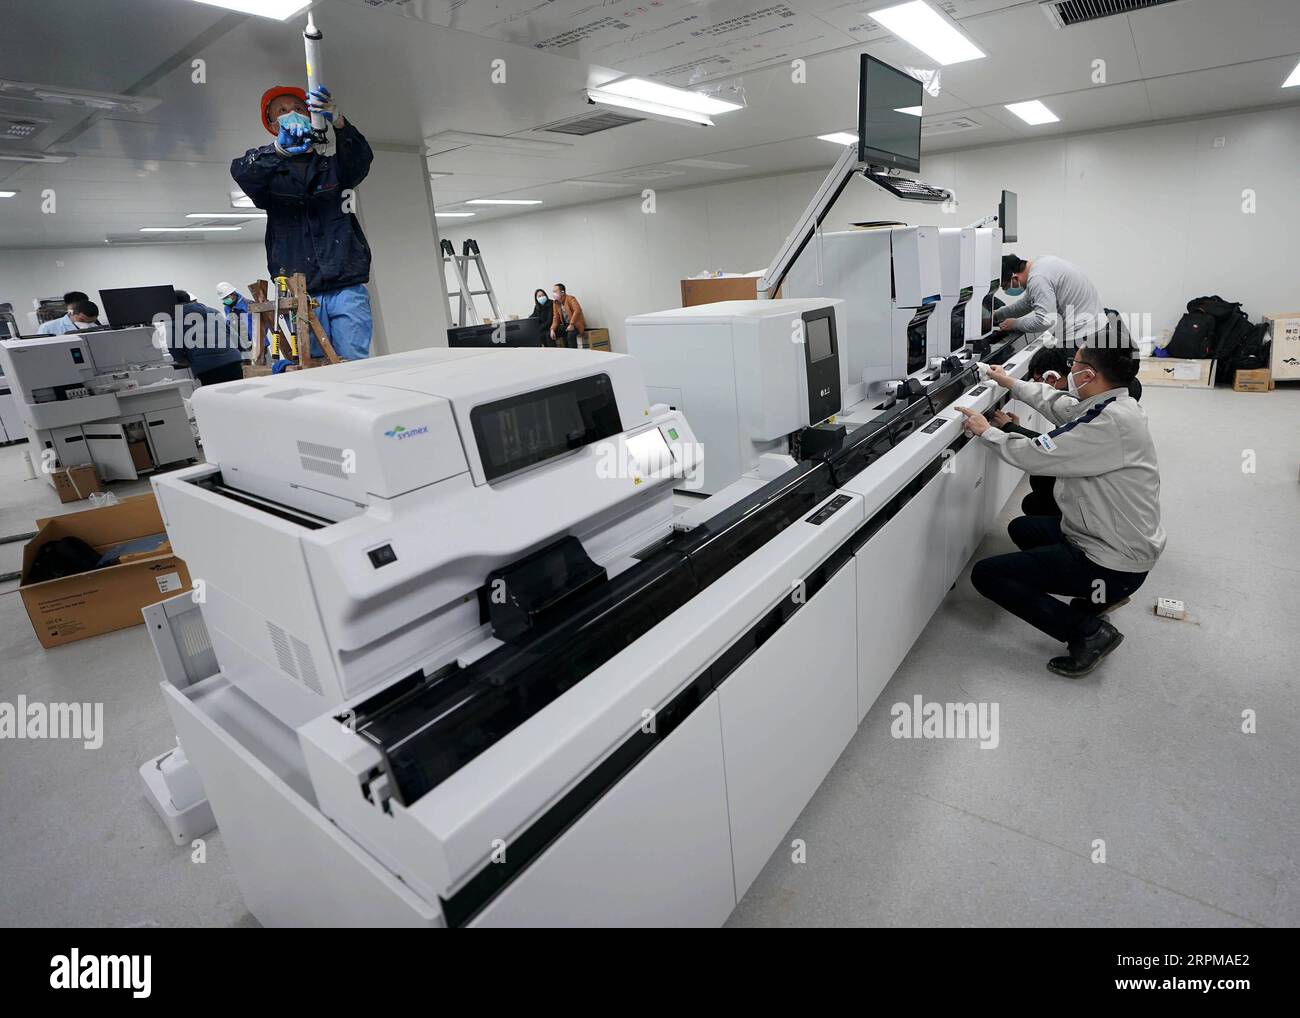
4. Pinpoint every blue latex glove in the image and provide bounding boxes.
[307,86,337,123]
[271,357,295,374]
[276,113,313,155]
